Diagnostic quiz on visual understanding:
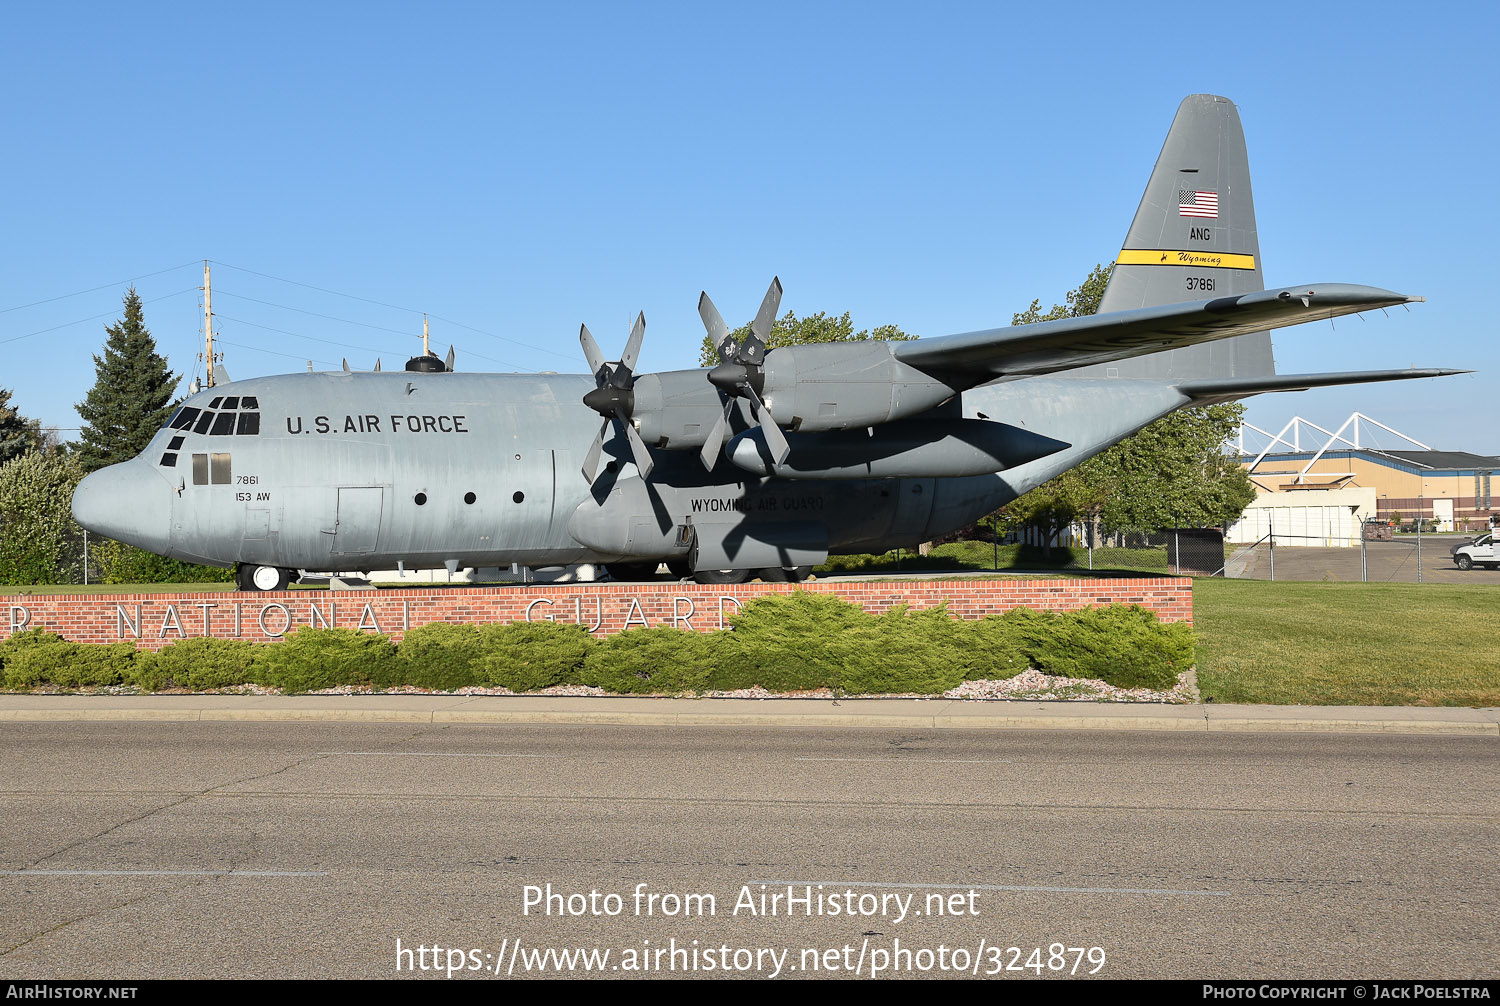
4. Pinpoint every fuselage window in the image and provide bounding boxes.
[160,452,177,467]
[210,453,231,484]
[223,396,240,410]
[170,407,200,431]
[168,435,185,451]
[210,412,235,436]
[236,412,260,435]
[192,453,209,485]
[193,411,216,434]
